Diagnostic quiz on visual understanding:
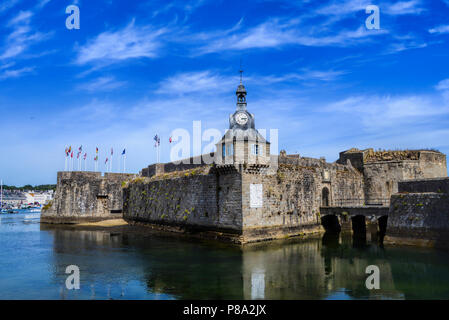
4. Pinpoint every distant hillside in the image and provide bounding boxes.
[2,184,56,191]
